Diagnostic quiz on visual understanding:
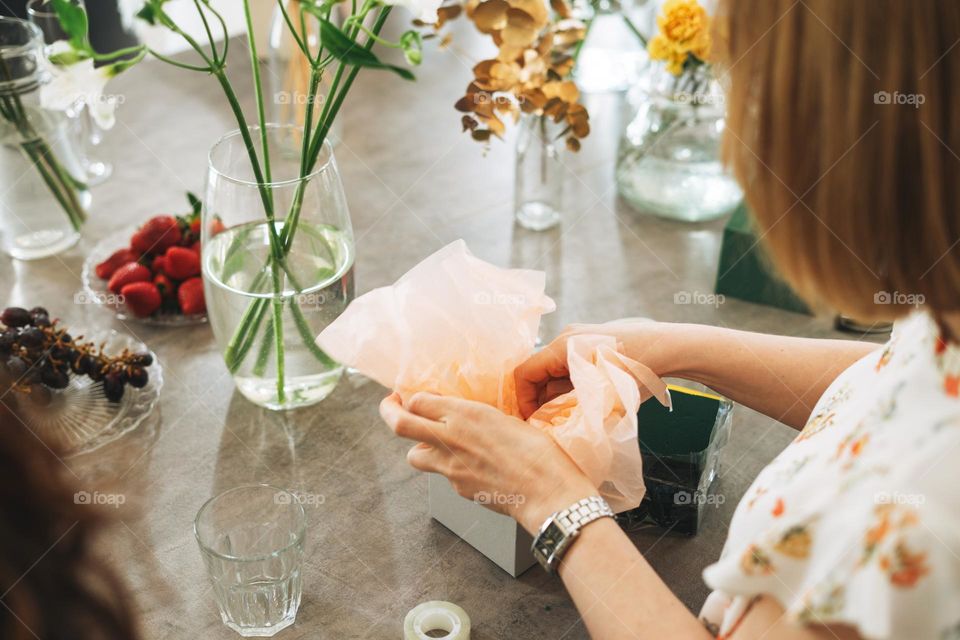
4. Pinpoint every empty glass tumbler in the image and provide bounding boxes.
[195,485,307,637]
